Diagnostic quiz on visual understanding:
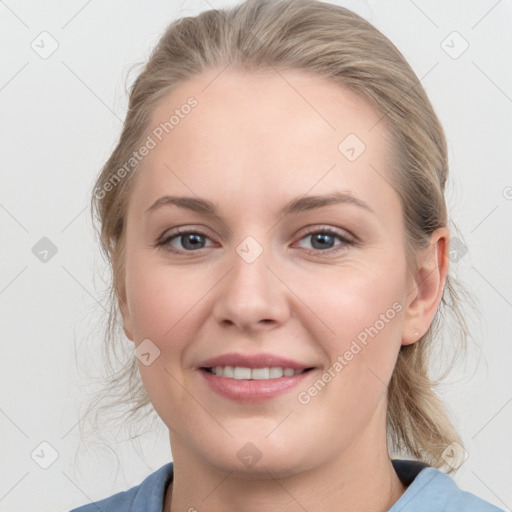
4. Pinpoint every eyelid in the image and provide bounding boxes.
[157,225,212,243]
[156,224,358,255]
[156,226,216,252]
[294,225,357,254]
[296,224,357,243]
